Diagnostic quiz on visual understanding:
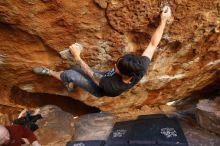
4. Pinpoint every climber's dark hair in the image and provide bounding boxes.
[116,53,146,76]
